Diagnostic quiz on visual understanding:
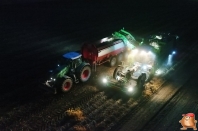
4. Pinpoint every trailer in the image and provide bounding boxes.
[82,38,128,71]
